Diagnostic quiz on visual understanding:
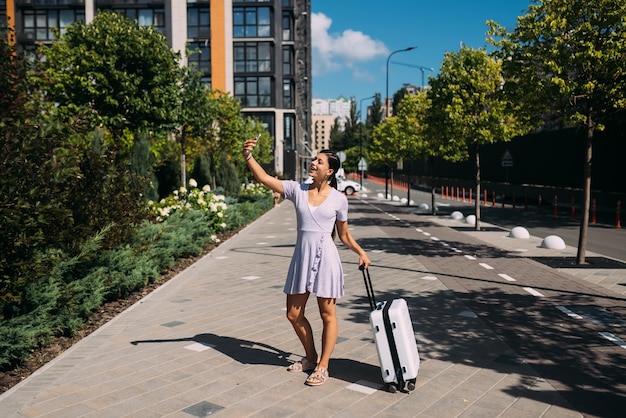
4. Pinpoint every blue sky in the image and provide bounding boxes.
[311,0,531,106]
